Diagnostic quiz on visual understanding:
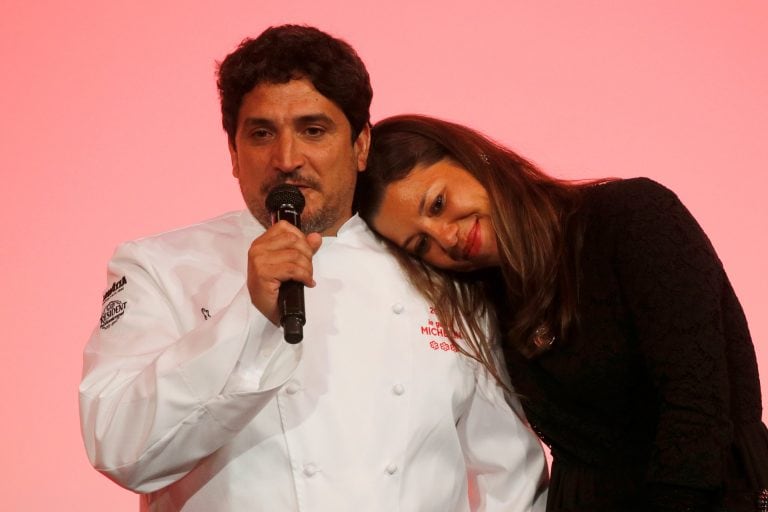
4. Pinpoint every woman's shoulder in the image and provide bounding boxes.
[587,176,677,205]
[583,177,684,221]
[580,177,717,264]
